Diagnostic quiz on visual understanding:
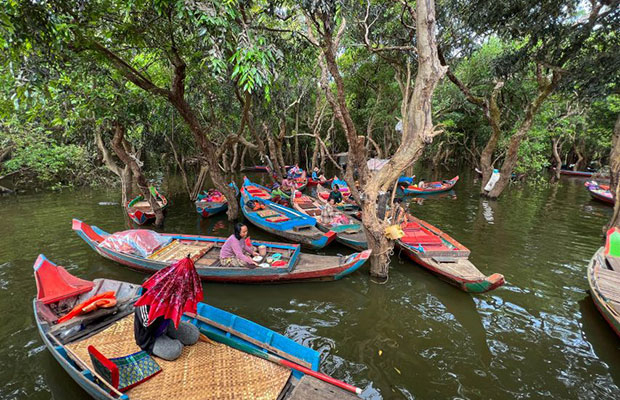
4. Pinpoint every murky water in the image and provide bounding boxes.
[1,170,618,399]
